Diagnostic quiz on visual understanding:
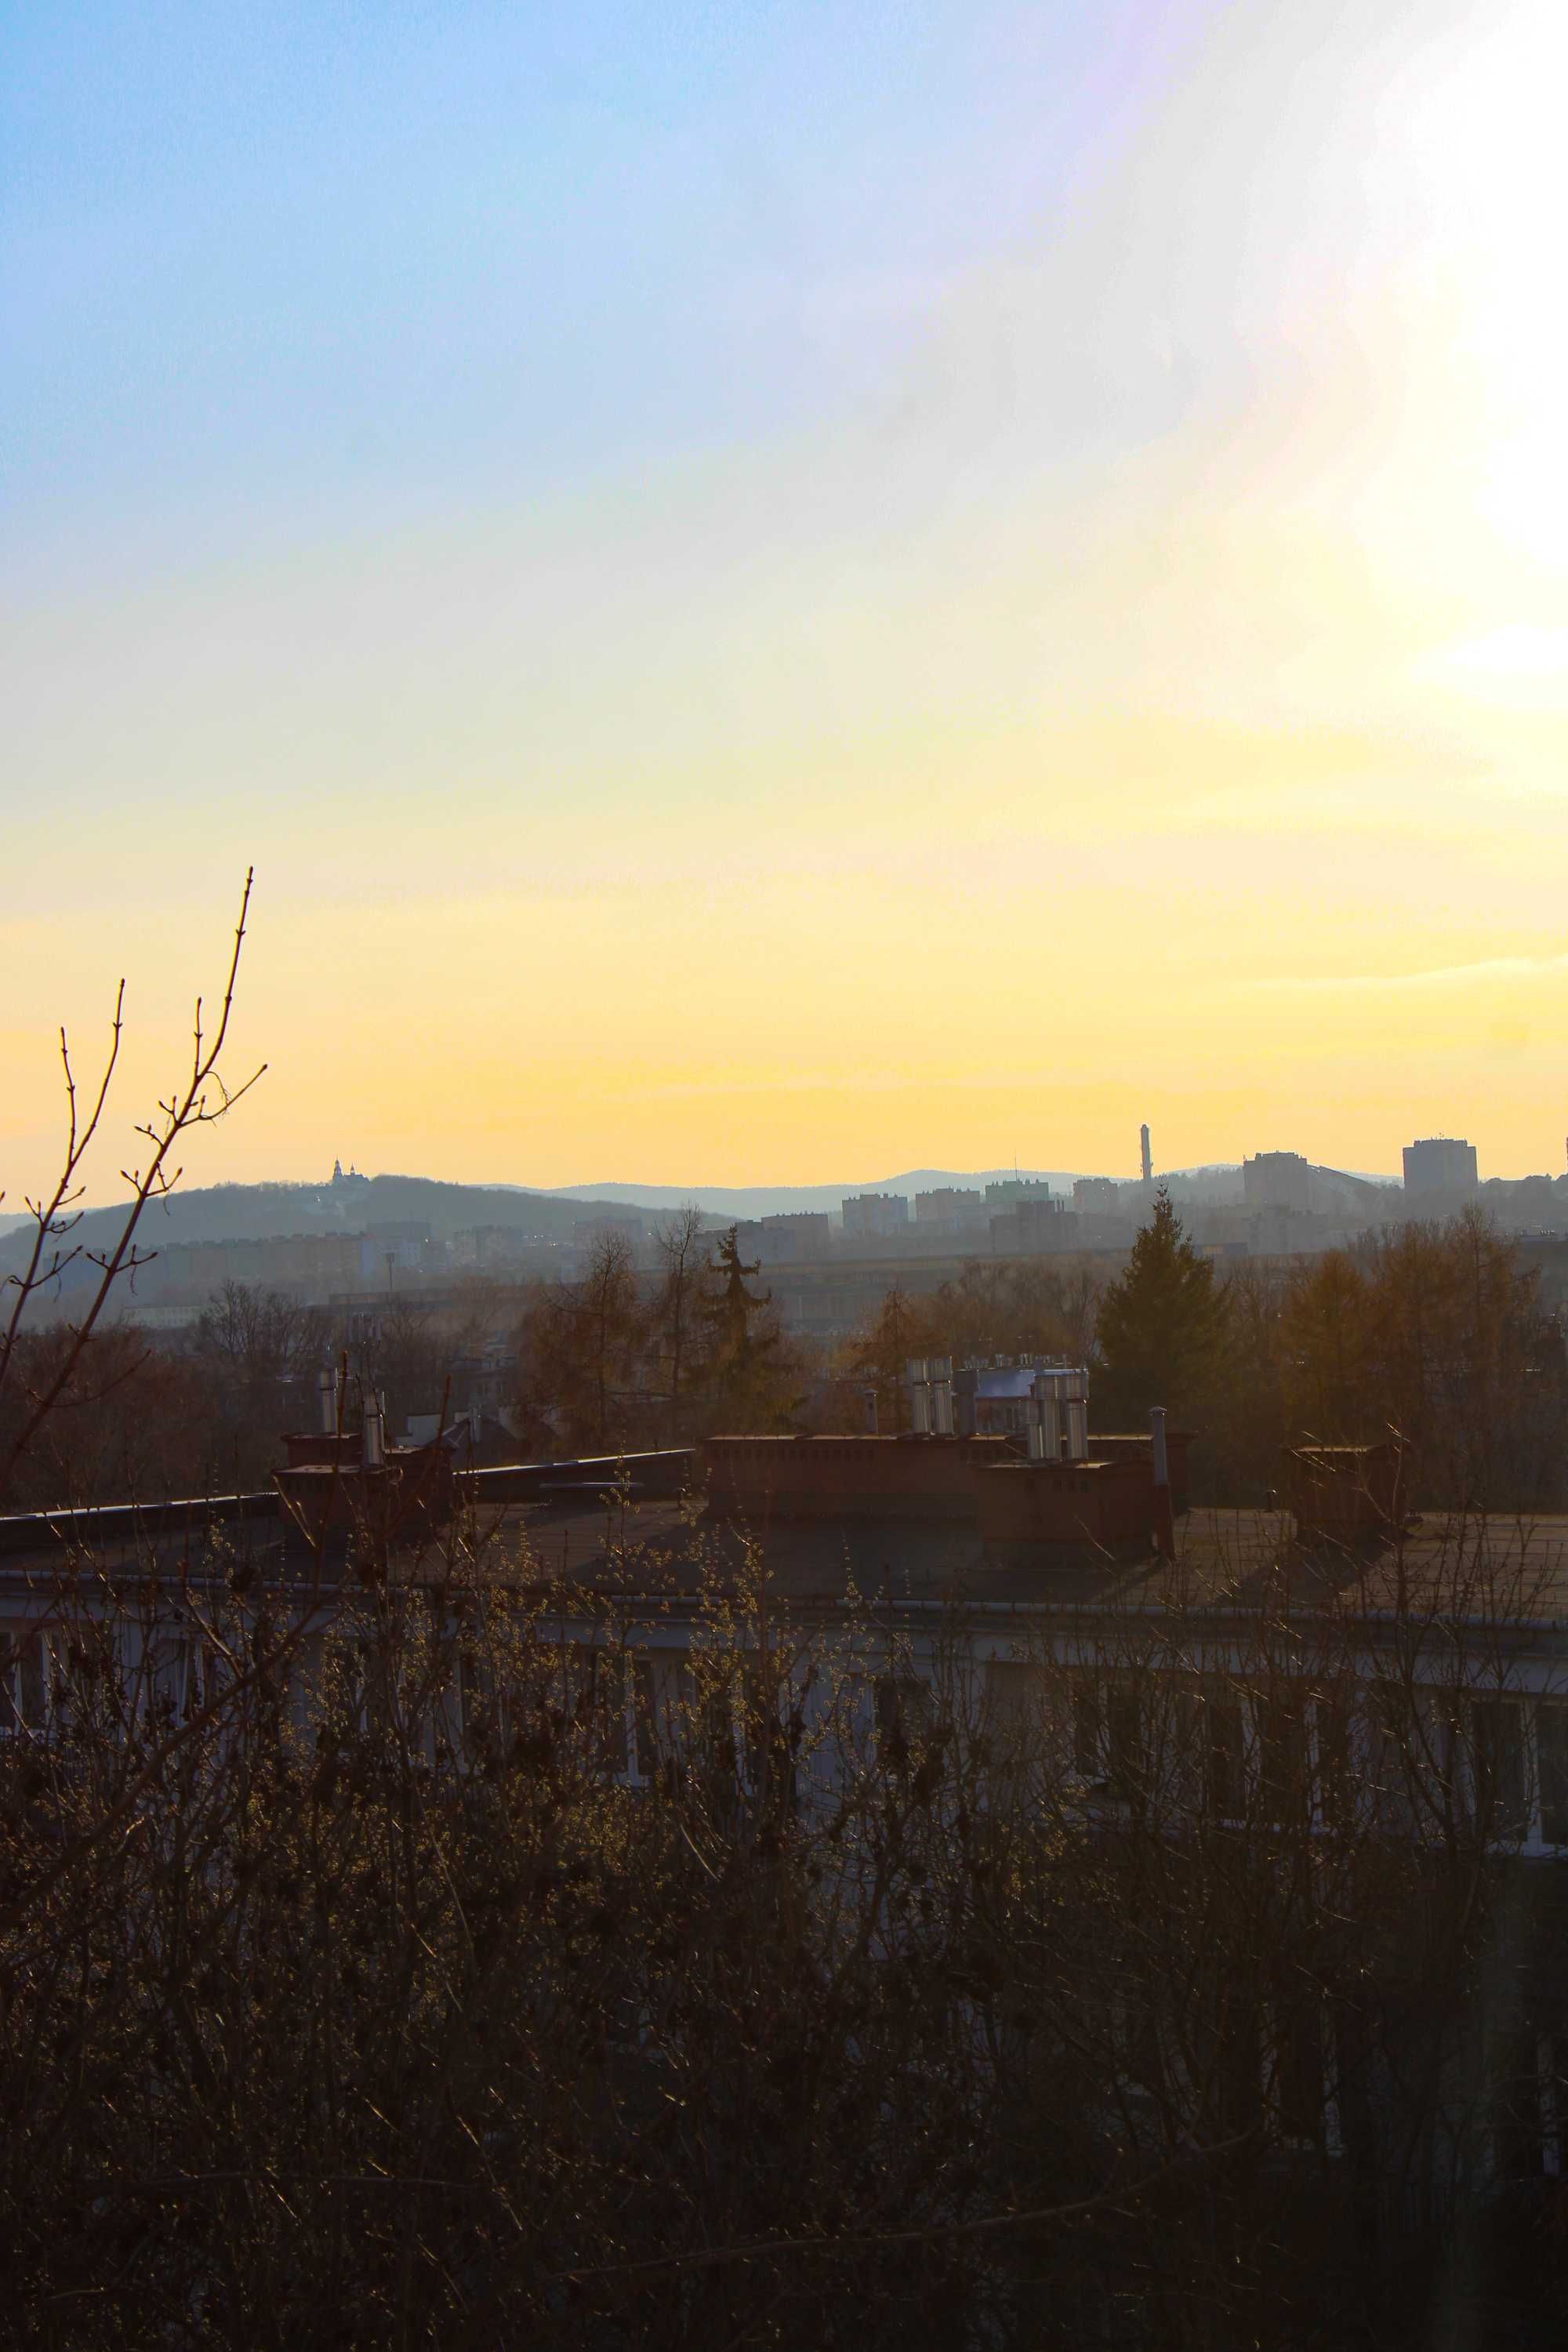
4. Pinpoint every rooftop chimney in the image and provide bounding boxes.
[1029,1367,1089,1461]
[1150,1405,1174,1557]
[316,1366,336,1436]
[930,1356,954,1436]
[361,1389,386,1471]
